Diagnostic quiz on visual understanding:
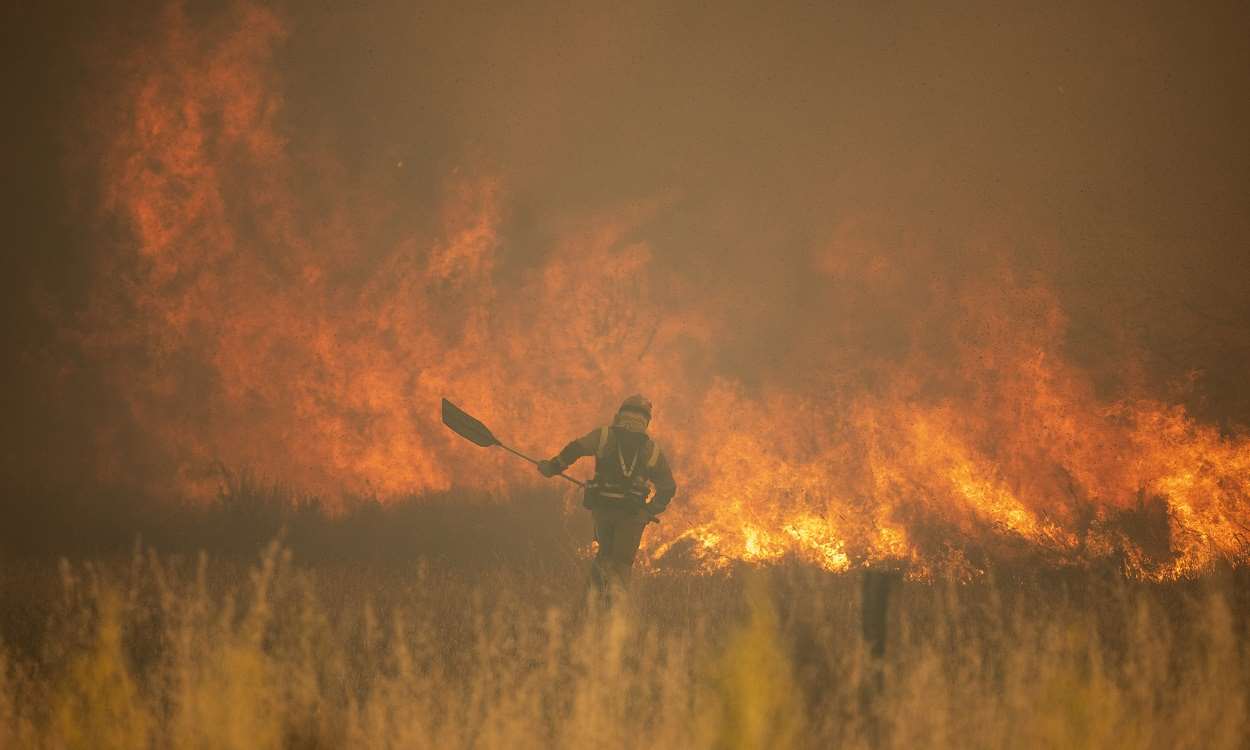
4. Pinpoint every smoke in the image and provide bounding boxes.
[4,0,1250,575]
